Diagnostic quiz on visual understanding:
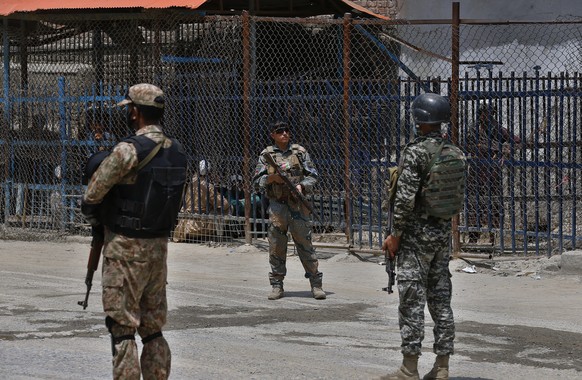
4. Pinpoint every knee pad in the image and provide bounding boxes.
[105,316,135,356]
